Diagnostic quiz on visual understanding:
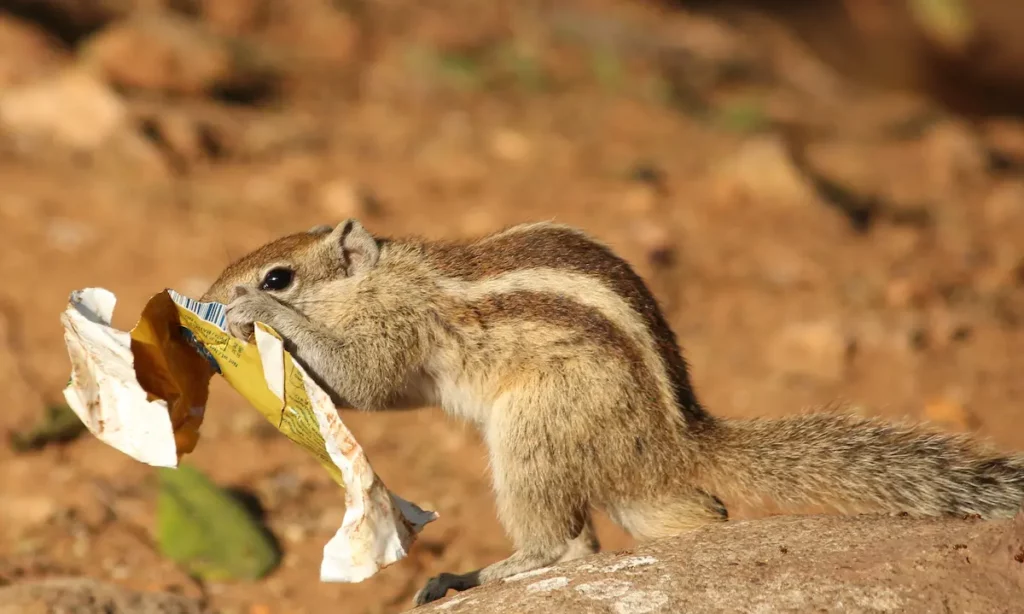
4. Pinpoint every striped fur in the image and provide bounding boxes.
[202,219,1024,606]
